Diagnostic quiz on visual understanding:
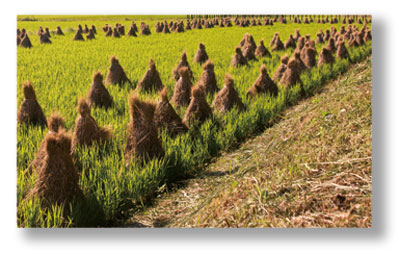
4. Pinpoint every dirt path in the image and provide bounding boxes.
[126,58,372,228]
